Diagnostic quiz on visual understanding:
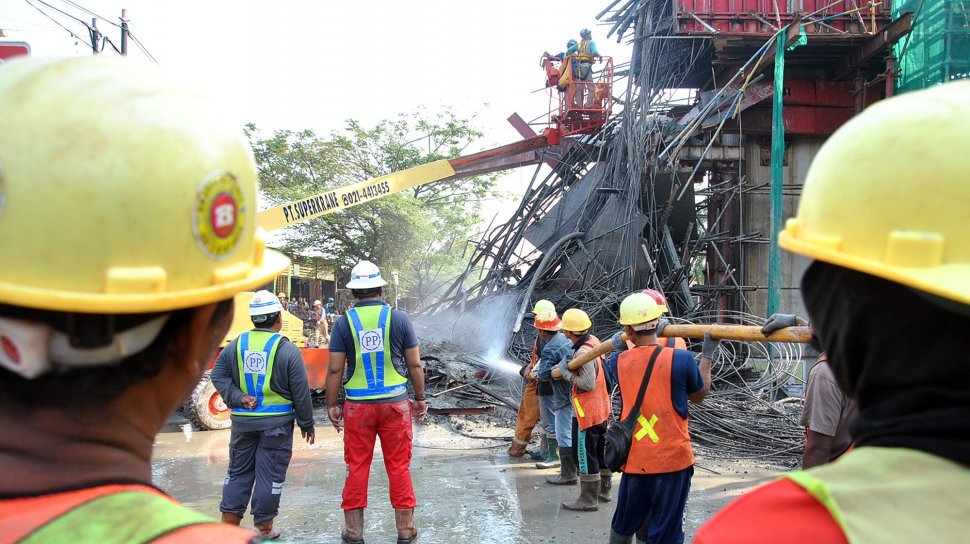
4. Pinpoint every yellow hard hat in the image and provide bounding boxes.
[0,57,289,314]
[532,299,556,314]
[618,292,662,327]
[561,308,592,332]
[534,310,562,331]
[779,80,970,306]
